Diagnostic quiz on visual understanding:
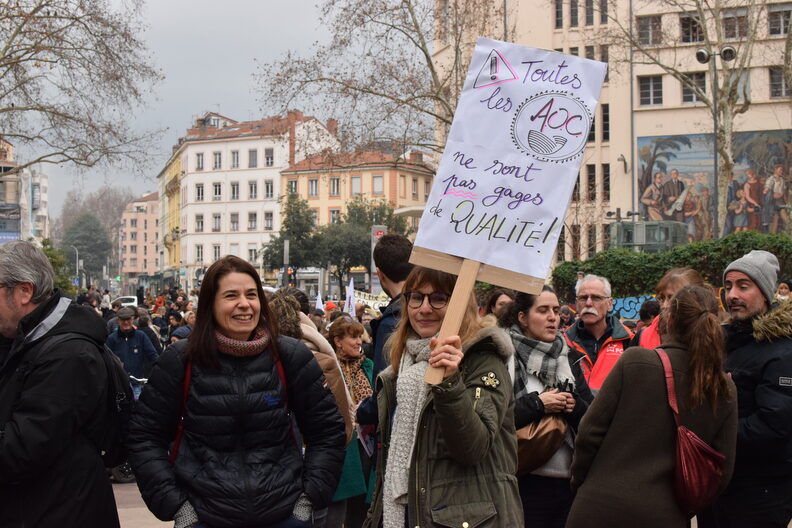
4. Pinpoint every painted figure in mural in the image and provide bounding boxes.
[764,164,789,234]
[640,172,667,221]
[662,169,686,222]
[743,169,763,231]
[682,188,701,243]
[722,172,742,236]
[728,189,749,233]
[699,187,715,239]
